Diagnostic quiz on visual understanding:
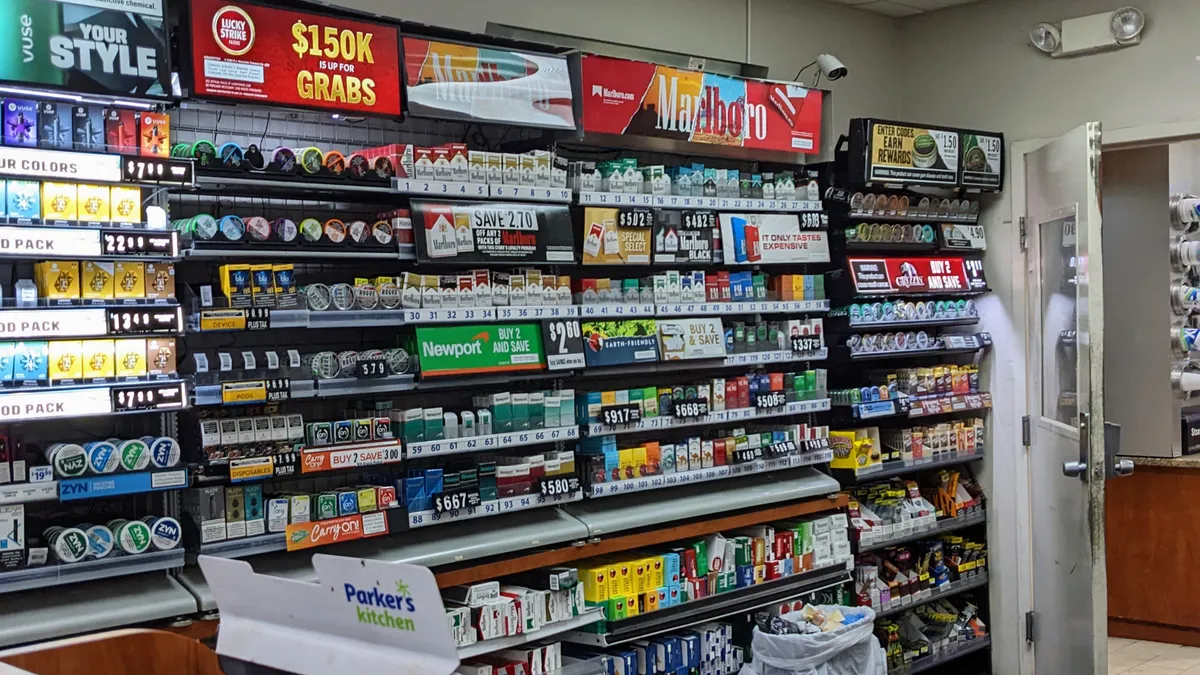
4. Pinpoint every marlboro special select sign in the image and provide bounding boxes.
[580,54,823,155]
